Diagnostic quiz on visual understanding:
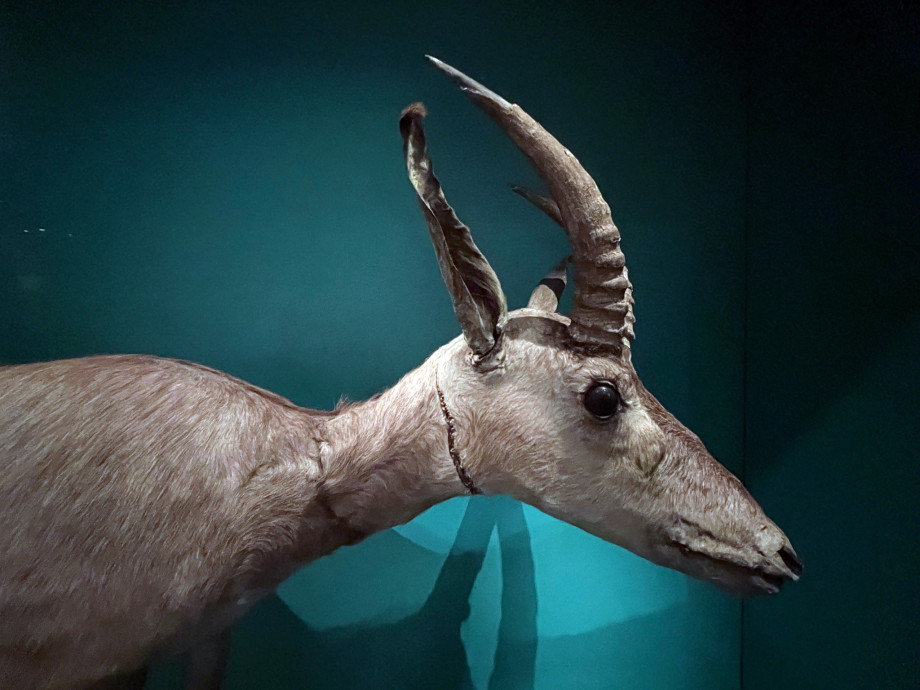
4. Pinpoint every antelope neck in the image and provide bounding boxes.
[315,362,468,540]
